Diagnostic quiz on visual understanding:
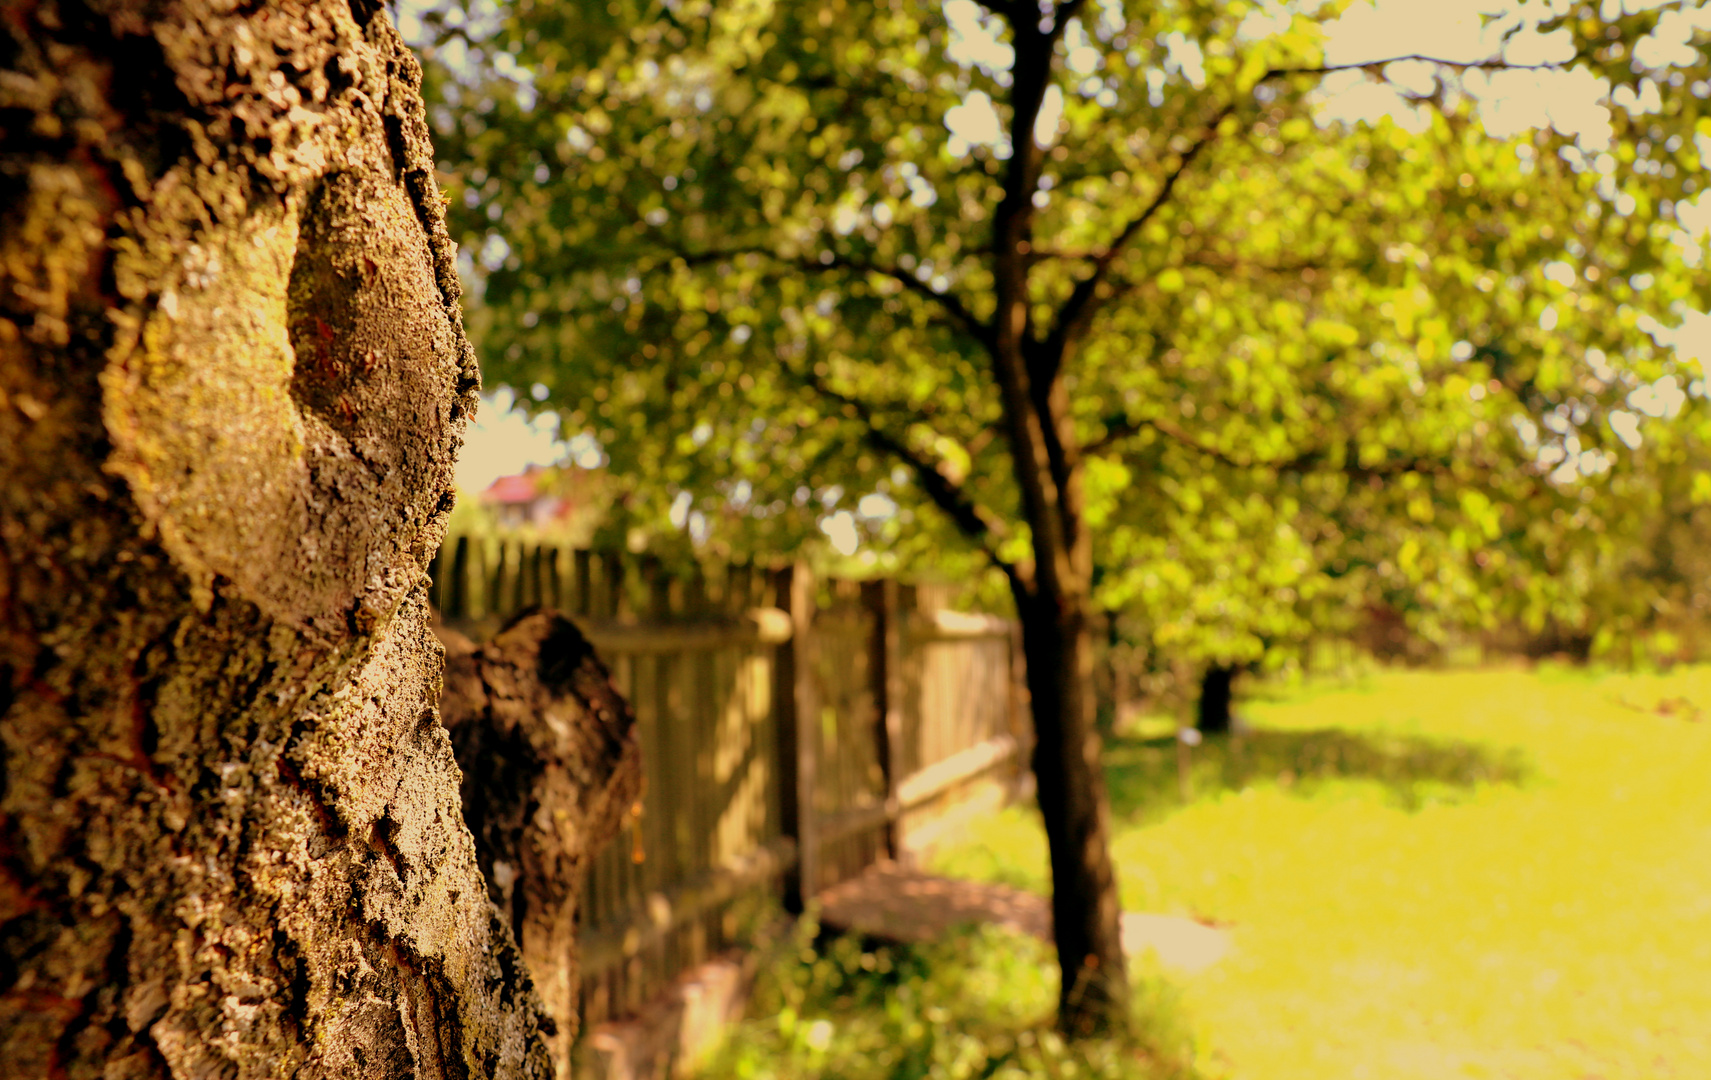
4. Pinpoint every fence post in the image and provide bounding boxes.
[601,551,625,620]
[544,546,561,610]
[1009,616,1033,796]
[573,549,592,617]
[448,535,470,620]
[490,540,509,620]
[863,579,905,859]
[774,563,818,910]
[511,541,529,612]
